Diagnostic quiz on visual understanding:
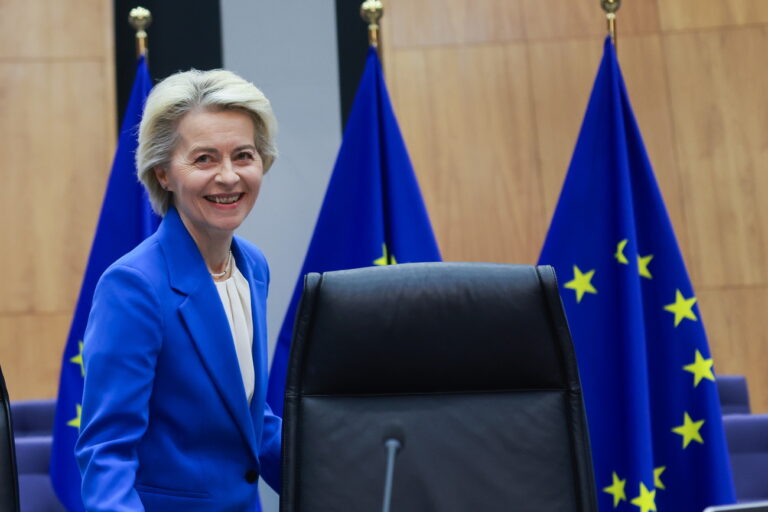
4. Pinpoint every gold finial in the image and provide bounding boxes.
[600,0,621,47]
[129,7,152,59]
[360,0,384,49]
